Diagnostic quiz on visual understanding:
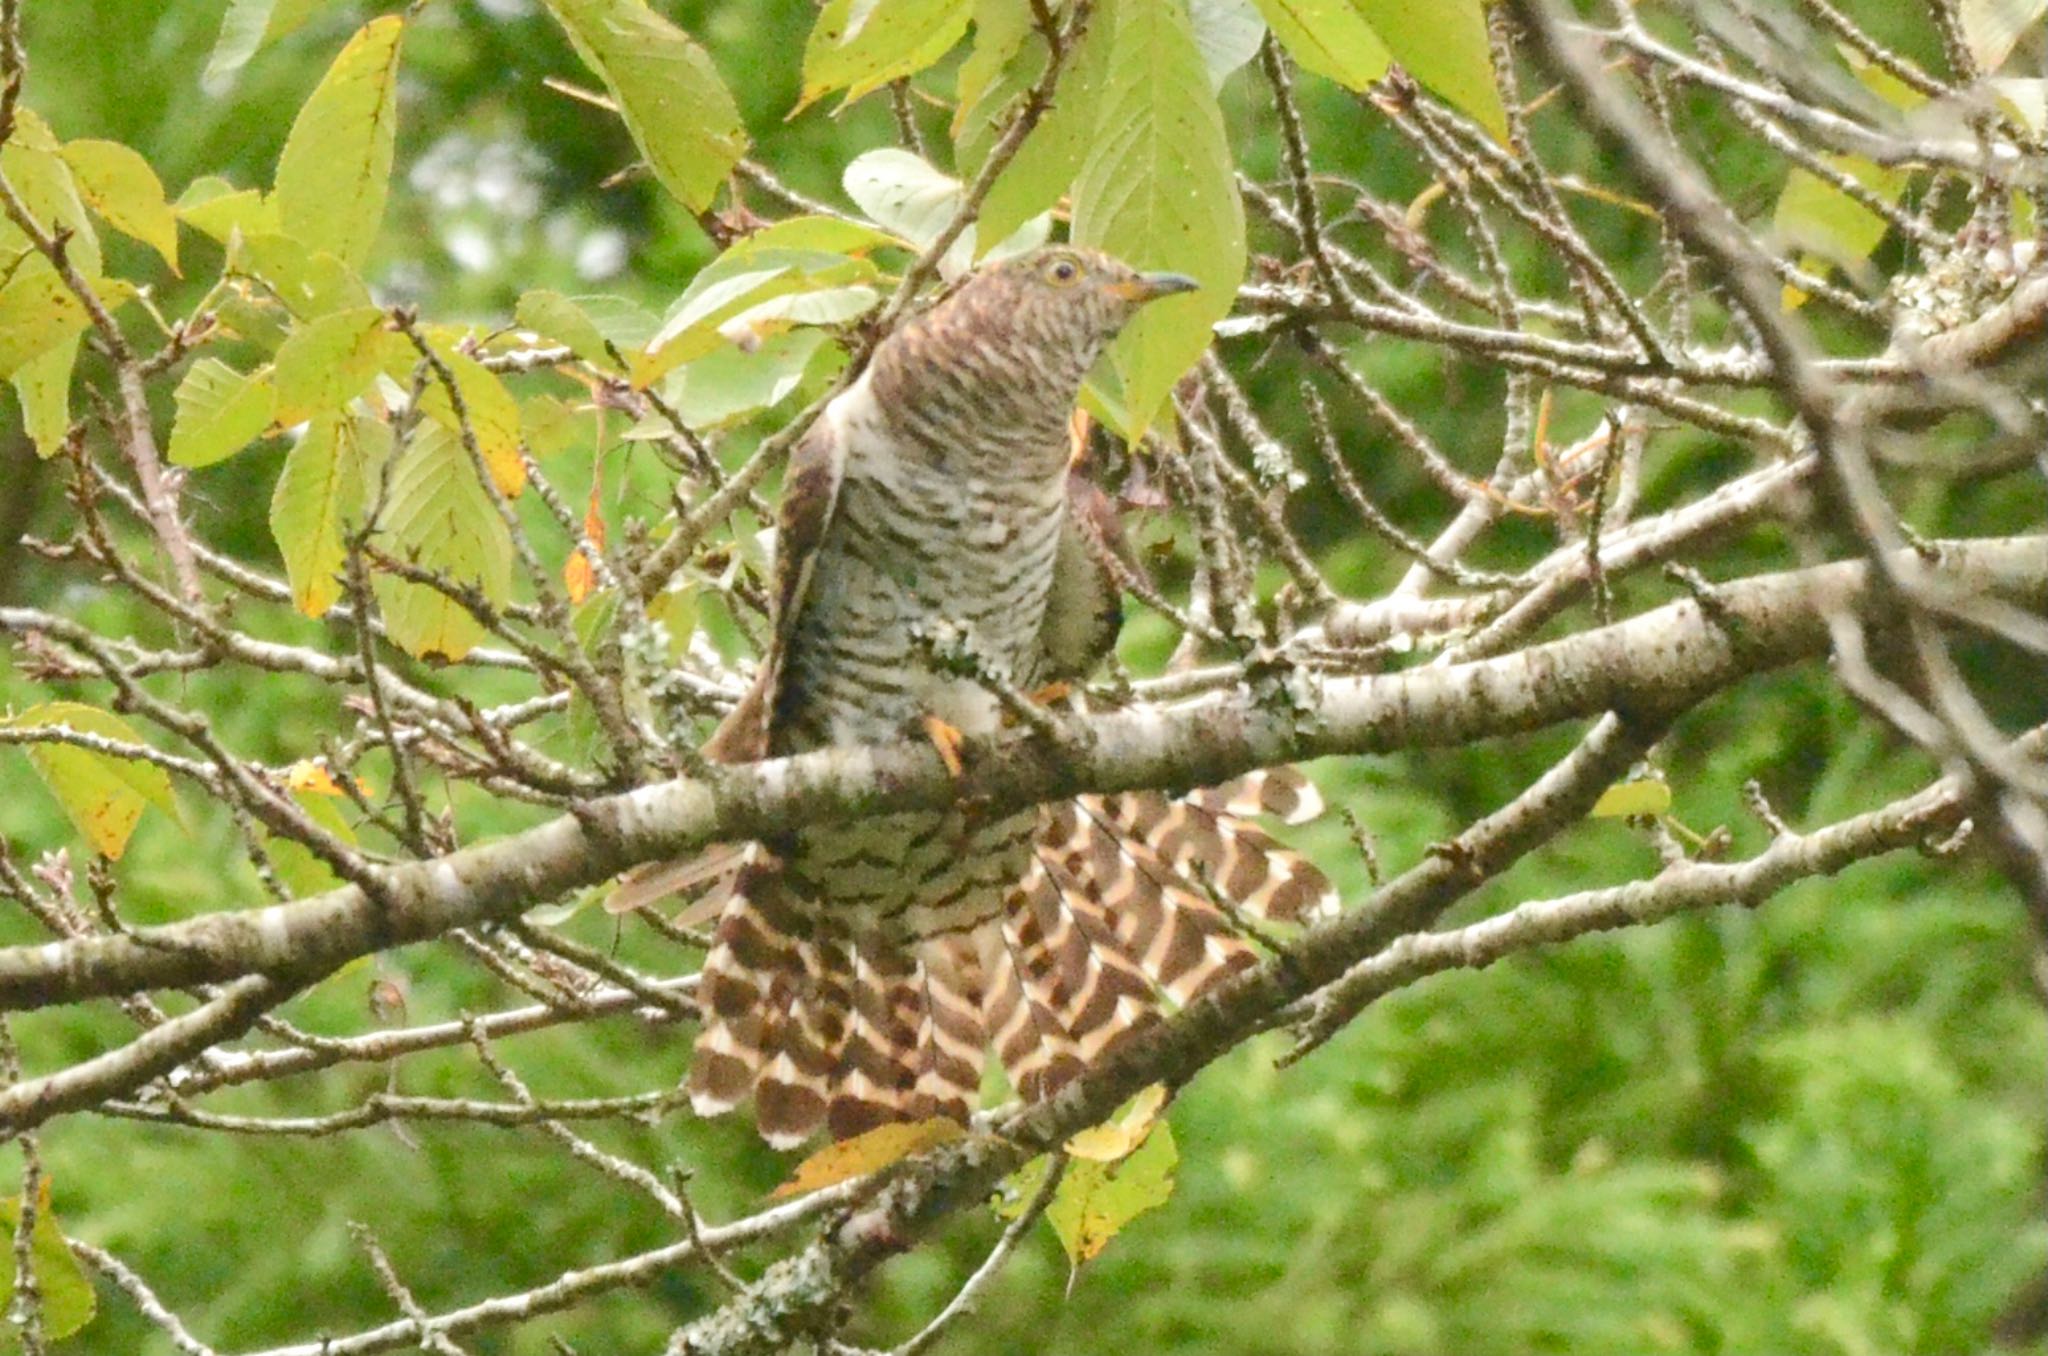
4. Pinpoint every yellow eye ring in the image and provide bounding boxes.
[1044,256,1081,286]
